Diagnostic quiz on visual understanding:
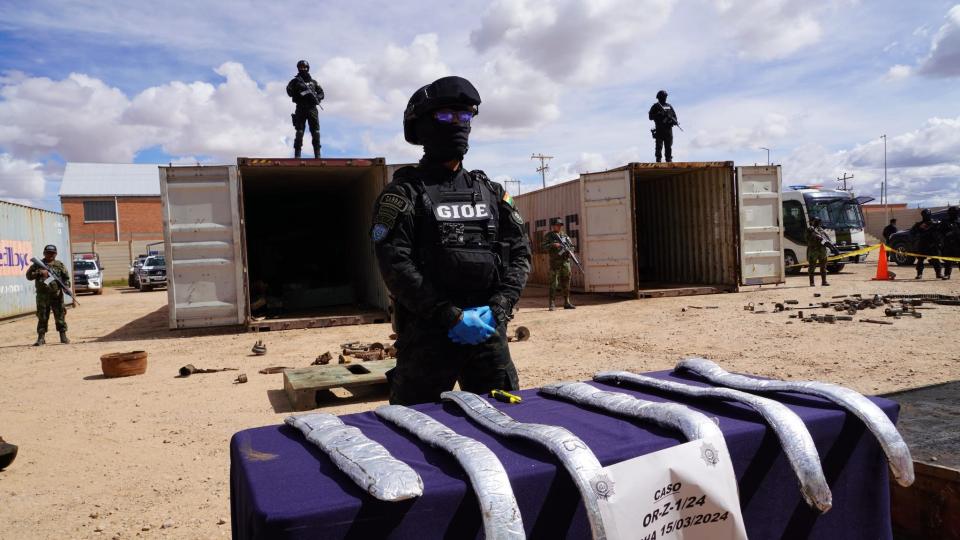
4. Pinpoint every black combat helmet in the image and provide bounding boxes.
[656,90,668,100]
[43,244,57,253]
[403,76,481,144]
[921,209,932,220]
[297,60,309,72]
